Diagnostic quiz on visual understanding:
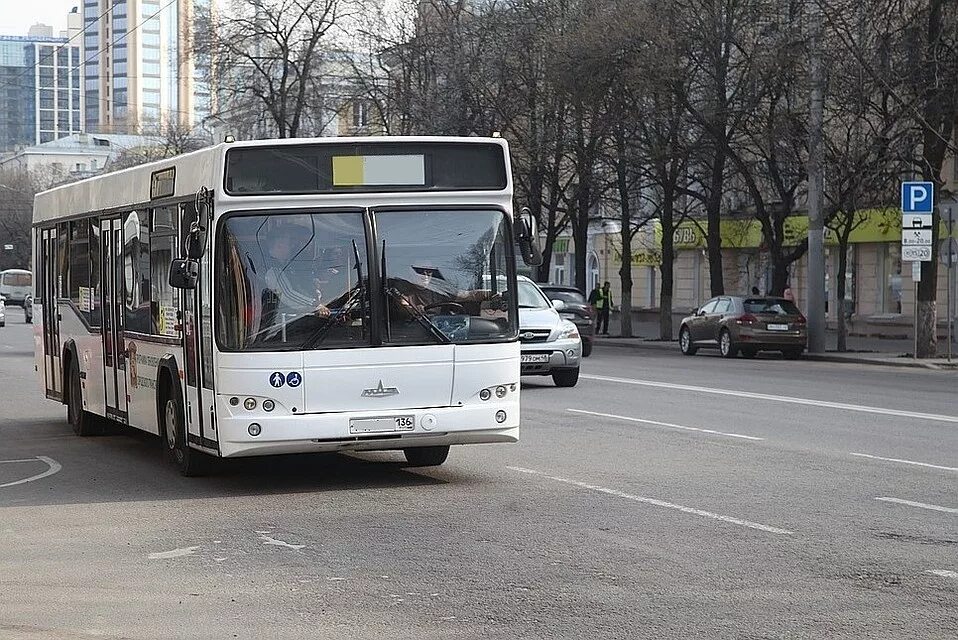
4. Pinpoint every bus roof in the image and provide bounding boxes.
[33,136,511,225]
